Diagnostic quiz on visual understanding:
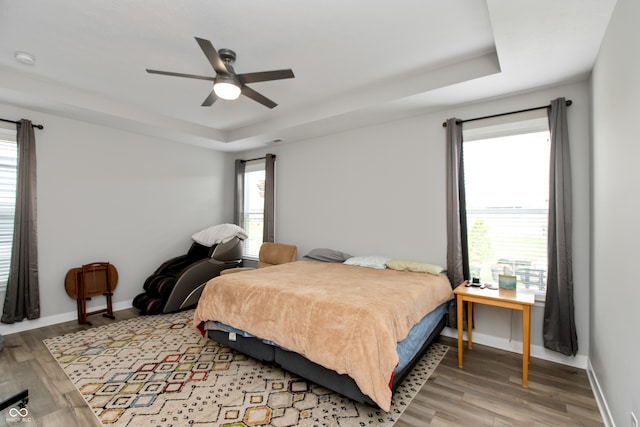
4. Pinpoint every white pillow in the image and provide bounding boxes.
[192,223,248,246]
[343,255,390,269]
